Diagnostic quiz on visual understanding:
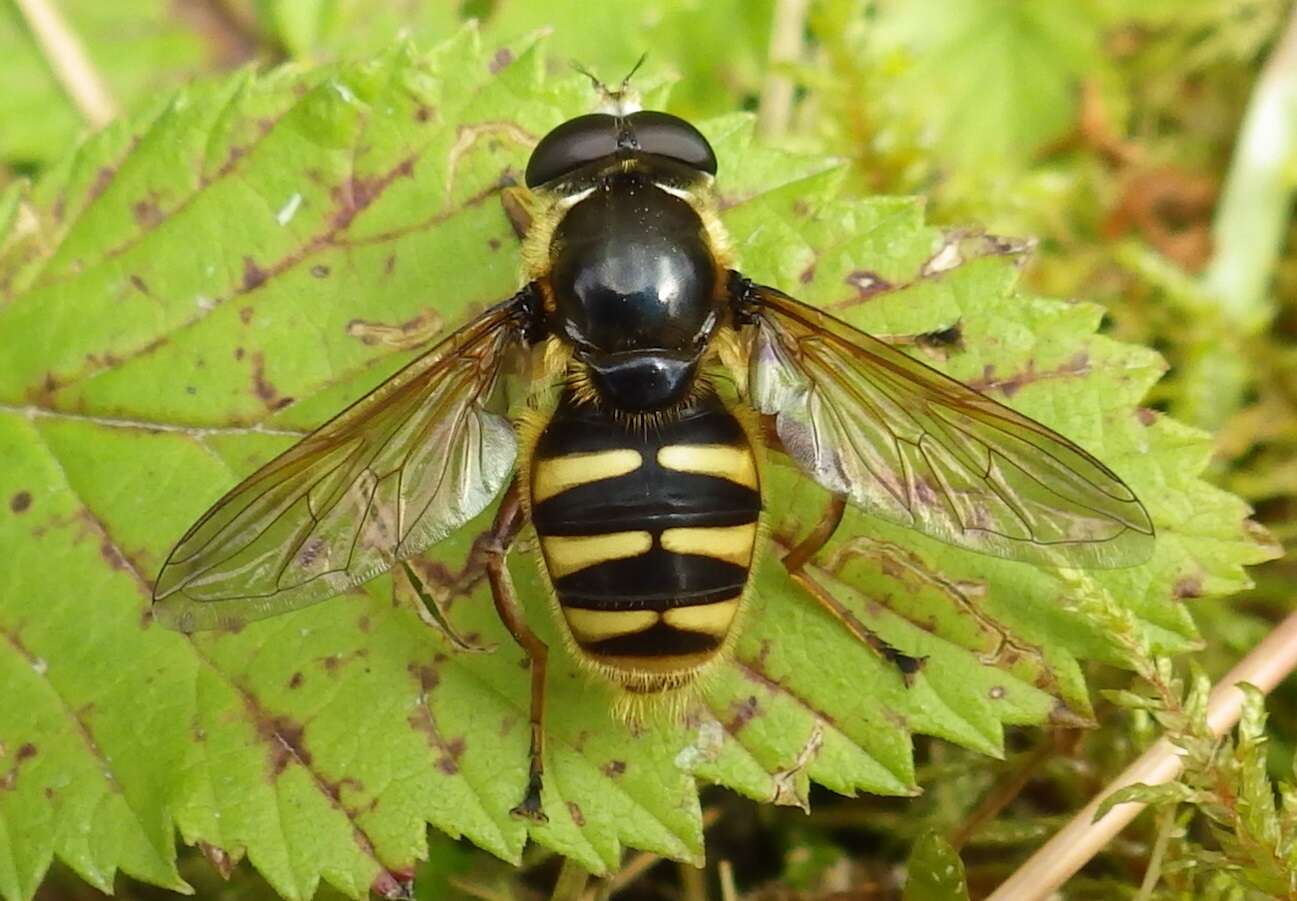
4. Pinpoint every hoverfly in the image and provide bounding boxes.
[152,72,1155,821]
